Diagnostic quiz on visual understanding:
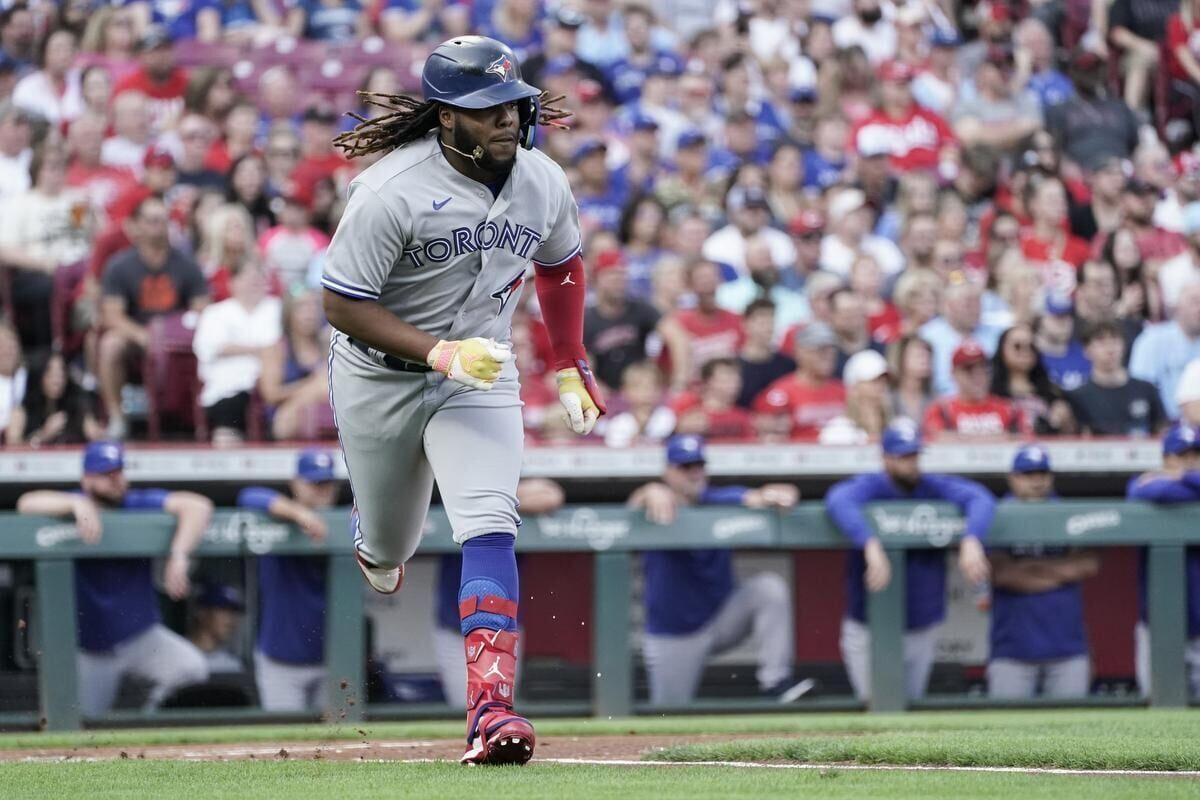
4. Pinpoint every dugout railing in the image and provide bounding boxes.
[2,500,1194,730]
